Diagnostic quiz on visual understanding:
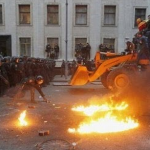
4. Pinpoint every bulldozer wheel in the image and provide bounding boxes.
[107,68,131,91]
[101,71,110,88]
